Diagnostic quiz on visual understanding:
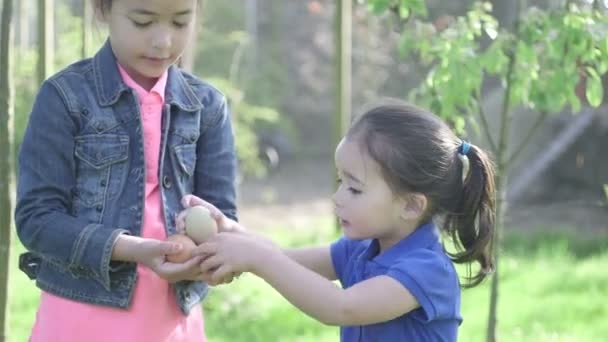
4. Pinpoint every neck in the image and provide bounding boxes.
[377,220,419,252]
